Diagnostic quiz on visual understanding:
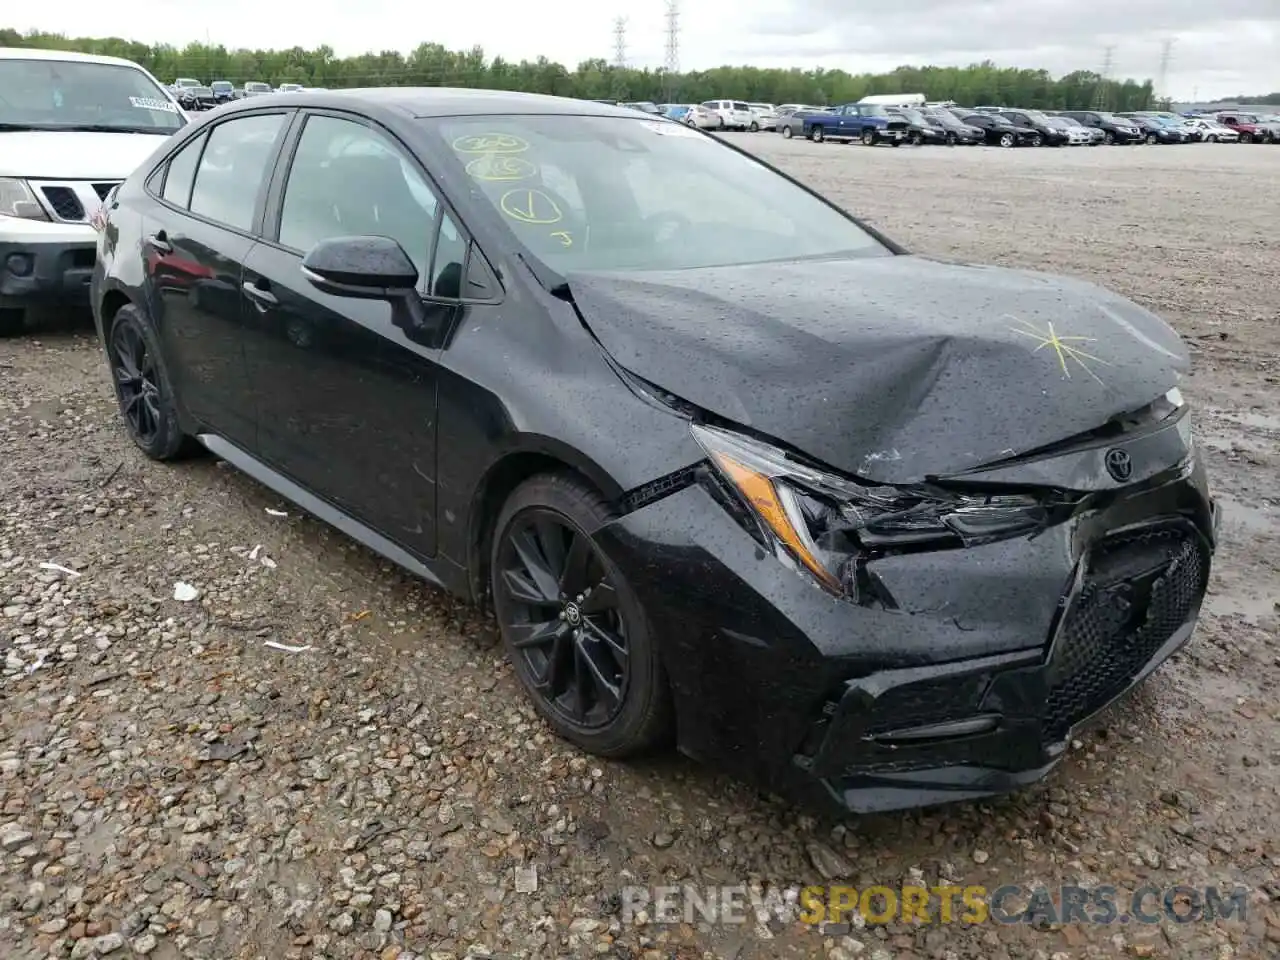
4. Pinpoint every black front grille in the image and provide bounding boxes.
[41,186,85,221]
[1043,527,1206,742]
